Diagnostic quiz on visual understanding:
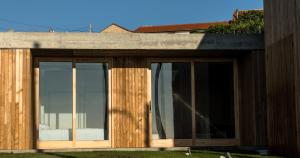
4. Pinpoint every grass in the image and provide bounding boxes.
[0,151,283,158]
